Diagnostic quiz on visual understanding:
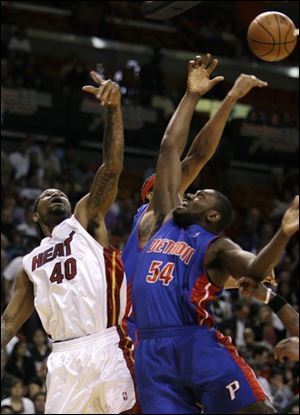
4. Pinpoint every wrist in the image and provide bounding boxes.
[279,226,293,238]
[184,91,202,102]
[268,293,288,313]
[226,91,240,103]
